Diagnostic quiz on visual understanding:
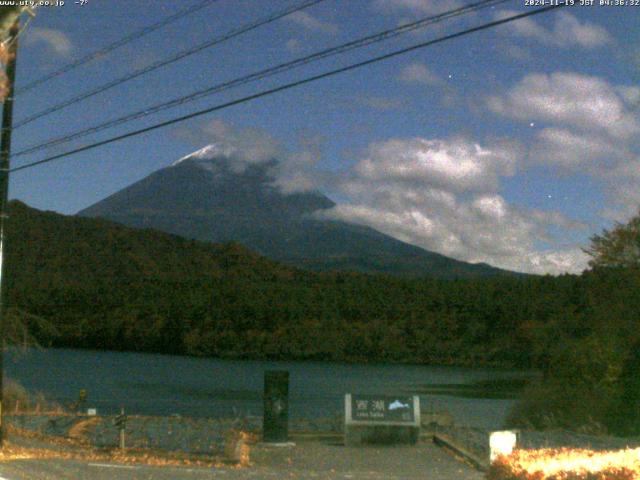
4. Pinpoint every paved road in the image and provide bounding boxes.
[0,459,240,480]
[0,441,484,479]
